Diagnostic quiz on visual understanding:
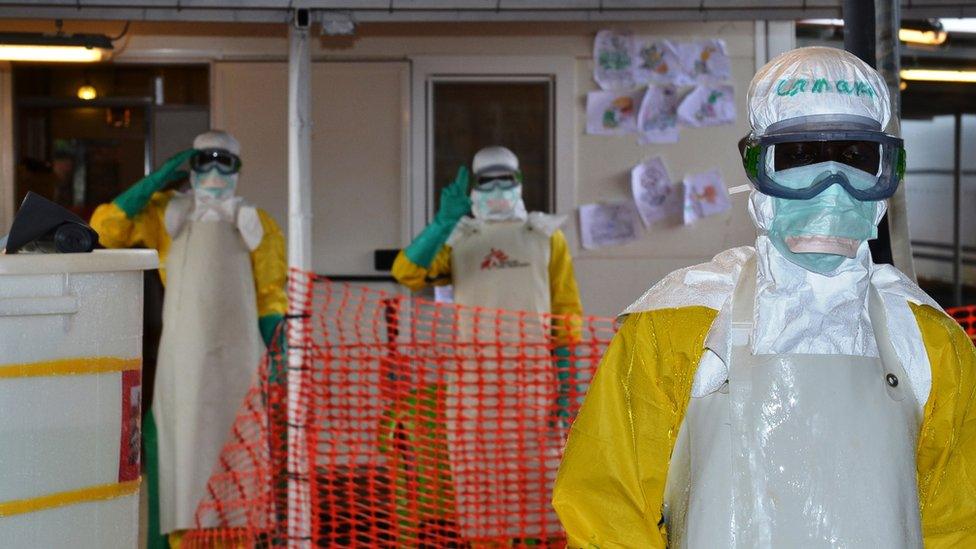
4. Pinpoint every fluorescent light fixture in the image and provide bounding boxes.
[900,69,976,83]
[0,32,111,63]
[800,18,844,26]
[940,18,976,34]
[899,27,947,45]
[0,45,103,62]
[801,18,950,46]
